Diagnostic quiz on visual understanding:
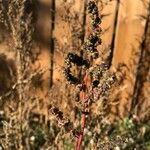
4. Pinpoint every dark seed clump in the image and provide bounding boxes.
[67,53,89,67]
[63,68,79,84]
[87,1,101,28]
[87,1,98,14]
